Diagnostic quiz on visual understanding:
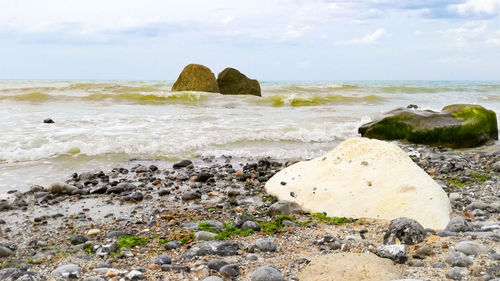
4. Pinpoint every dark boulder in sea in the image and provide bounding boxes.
[217,67,261,96]
[358,104,498,148]
[171,64,220,93]
[43,118,55,123]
